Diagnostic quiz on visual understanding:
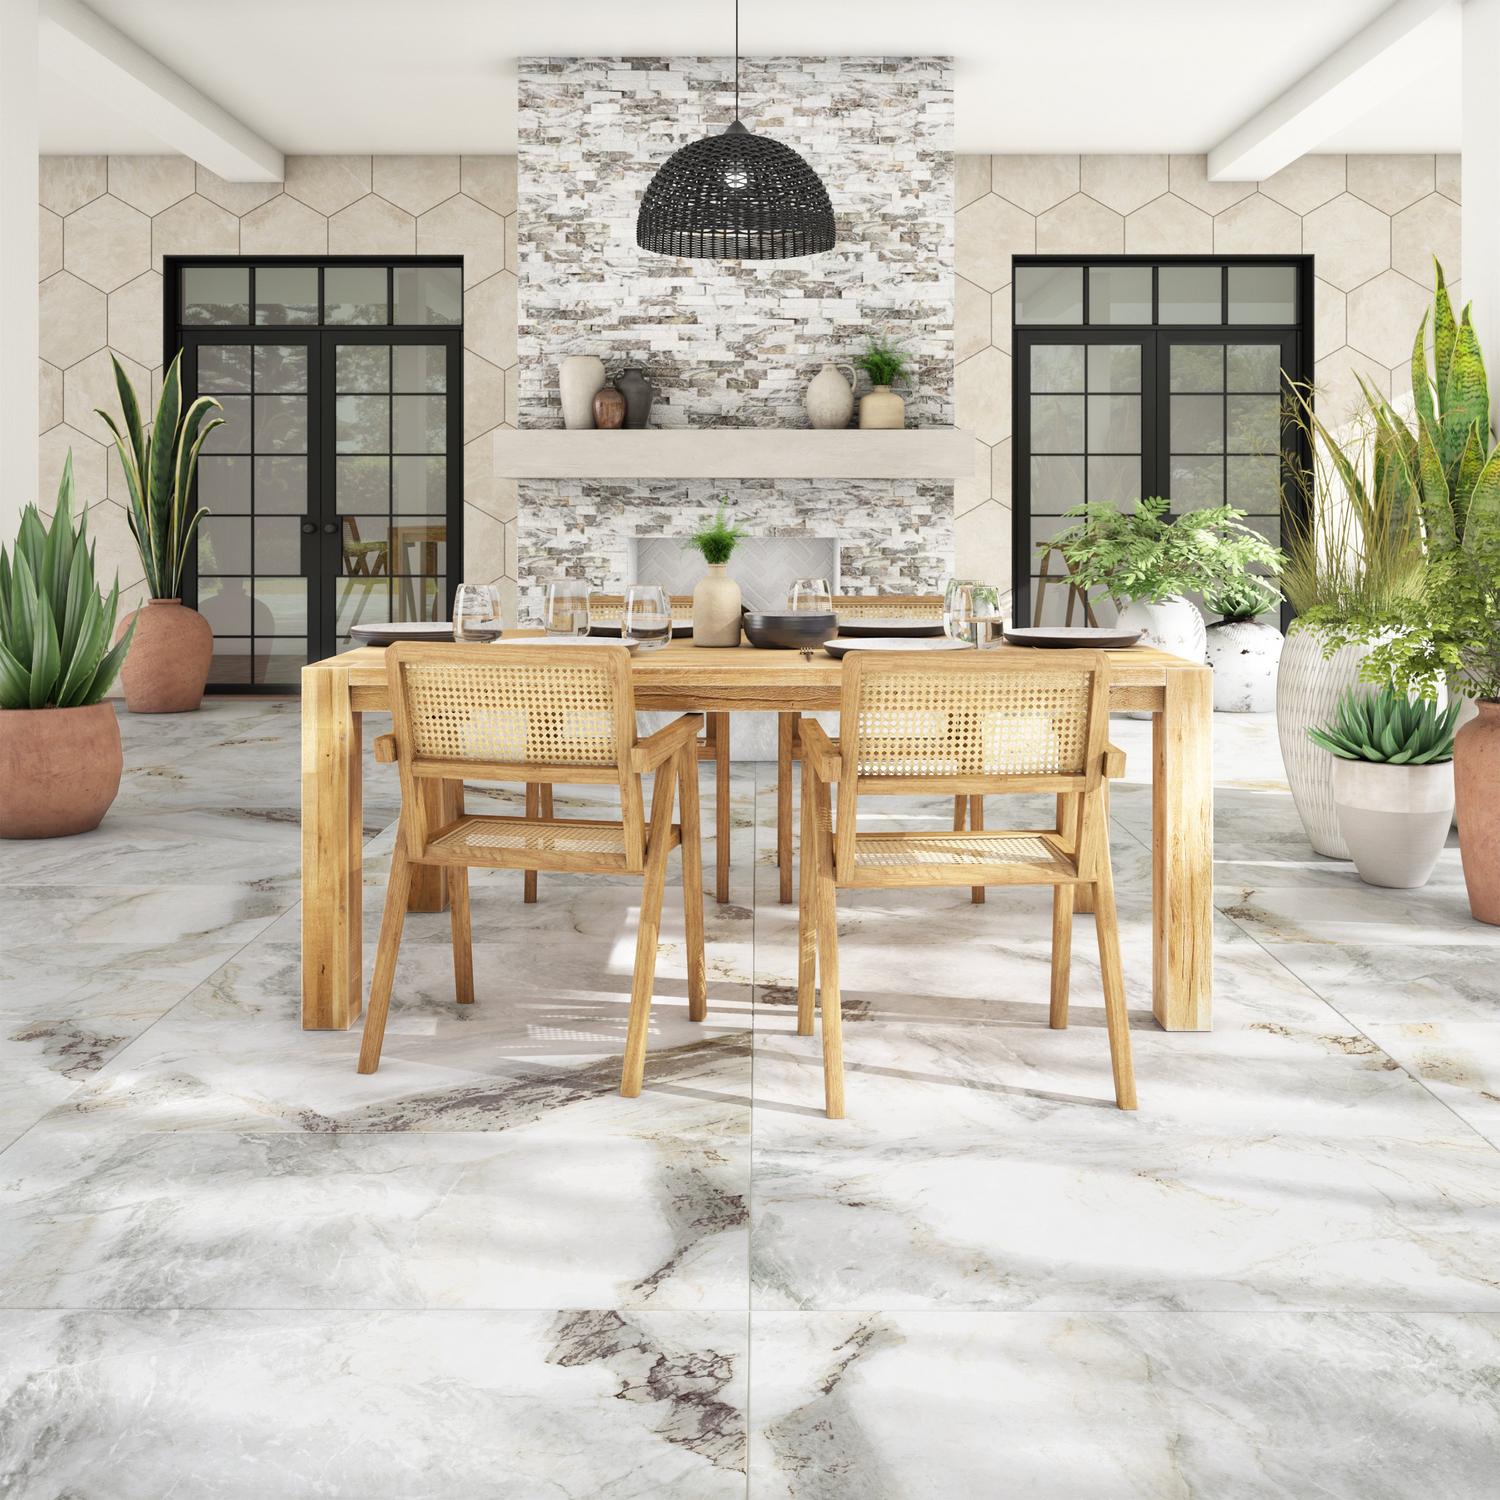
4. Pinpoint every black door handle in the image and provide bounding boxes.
[322,522,340,535]
[300,520,317,535]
